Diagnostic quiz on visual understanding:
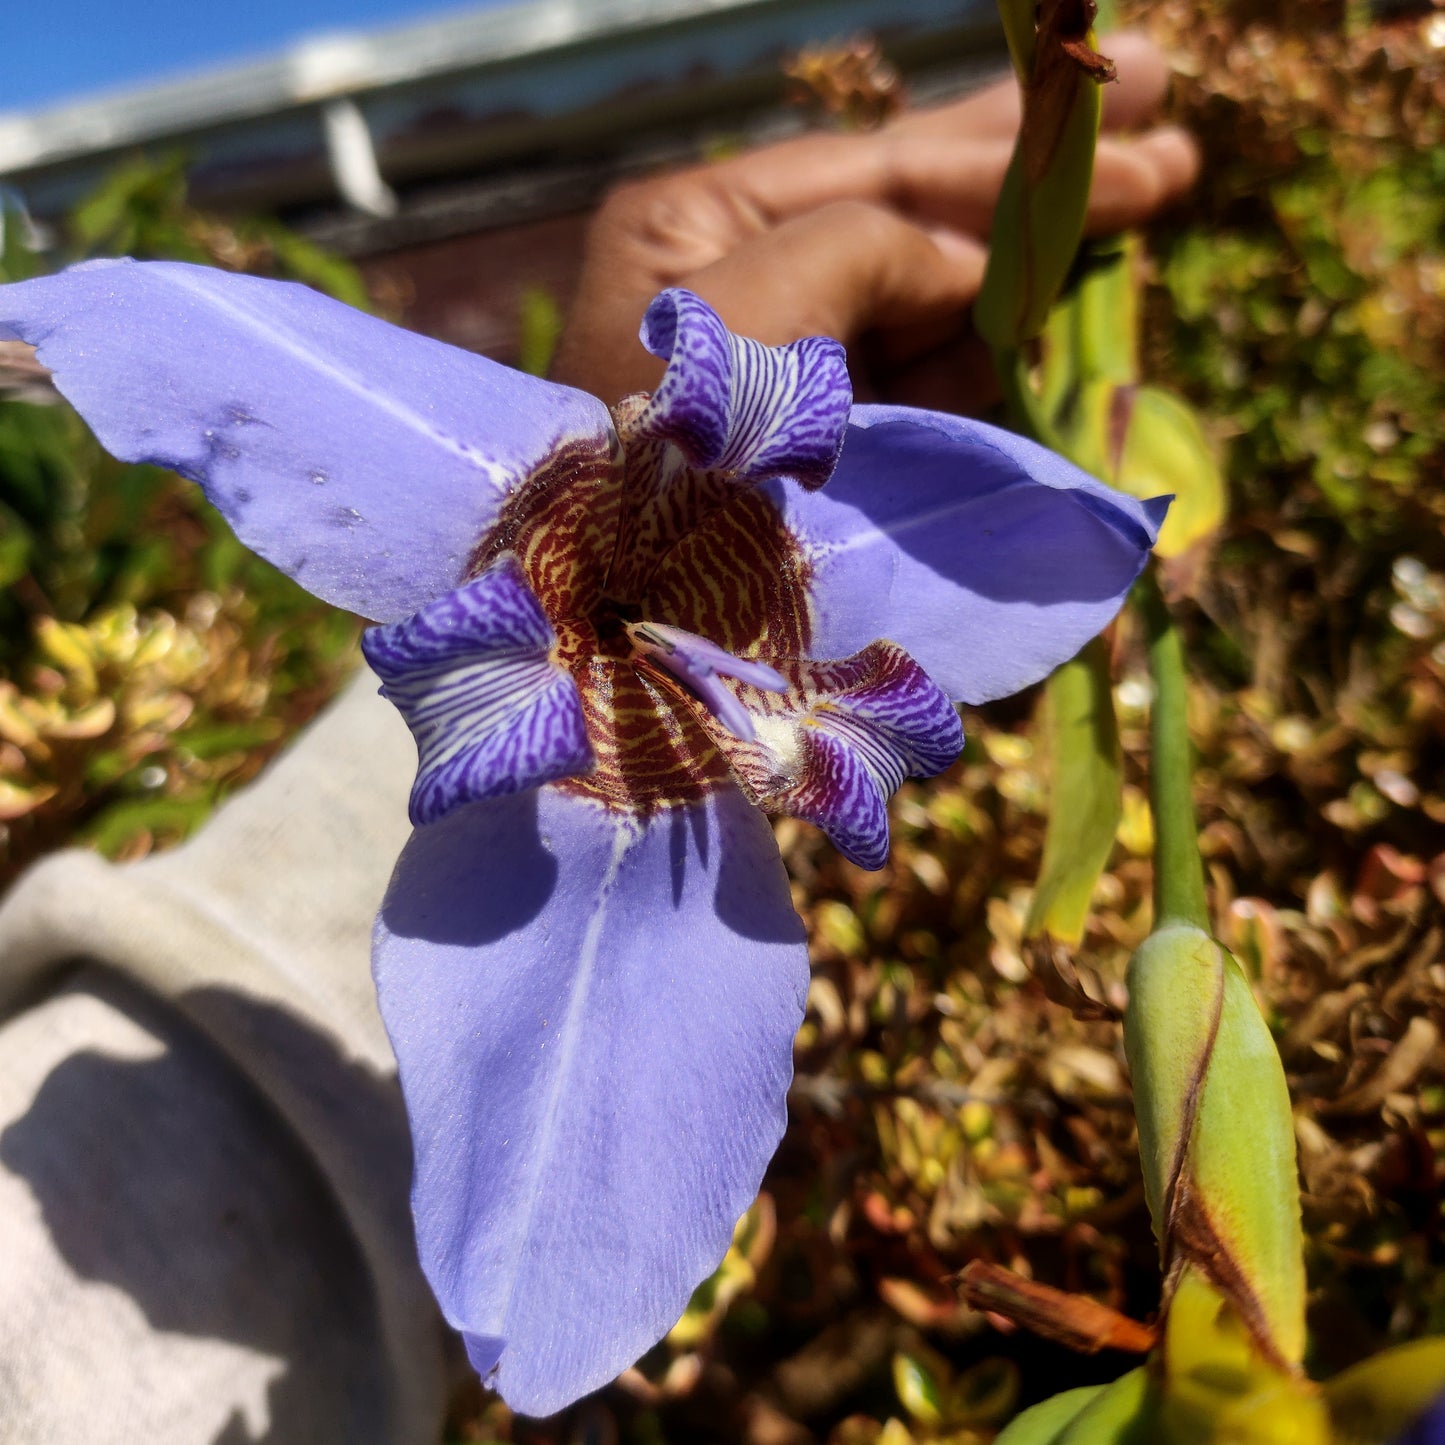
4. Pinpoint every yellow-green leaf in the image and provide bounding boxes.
[892,1350,947,1426]
[1114,388,1226,558]
[975,6,1109,348]
[1055,1367,1159,1443]
[1026,637,1123,944]
[995,1386,1108,1445]
[1324,1337,1445,1444]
